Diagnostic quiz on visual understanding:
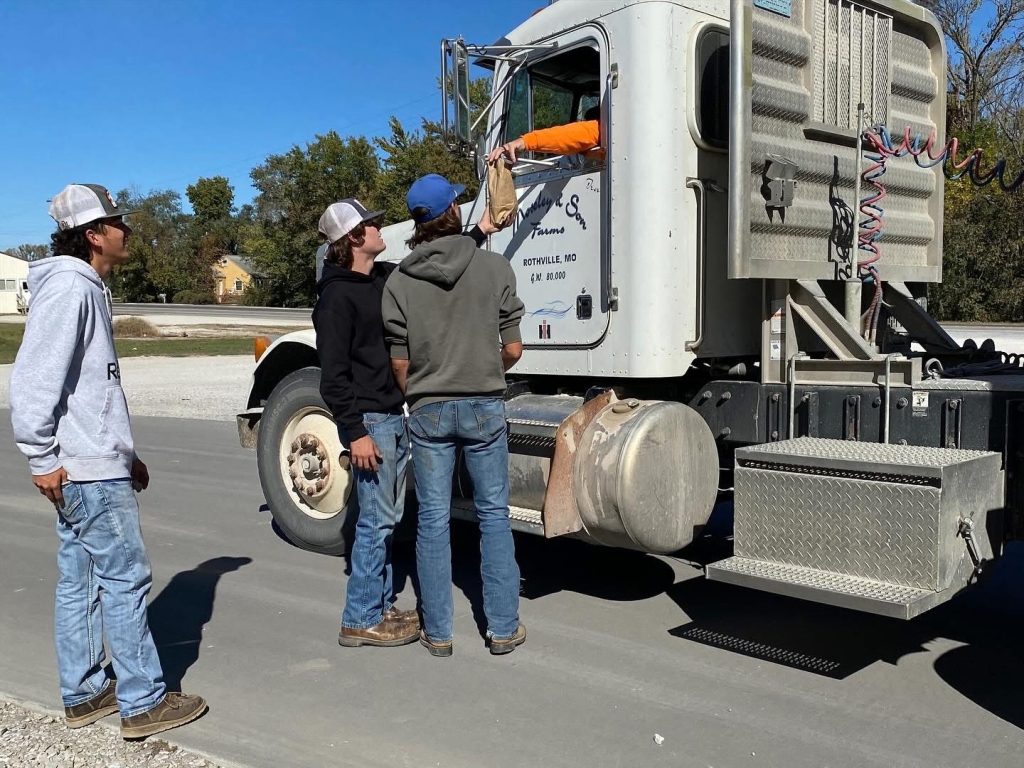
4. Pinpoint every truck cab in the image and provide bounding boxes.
[242,0,1022,620]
